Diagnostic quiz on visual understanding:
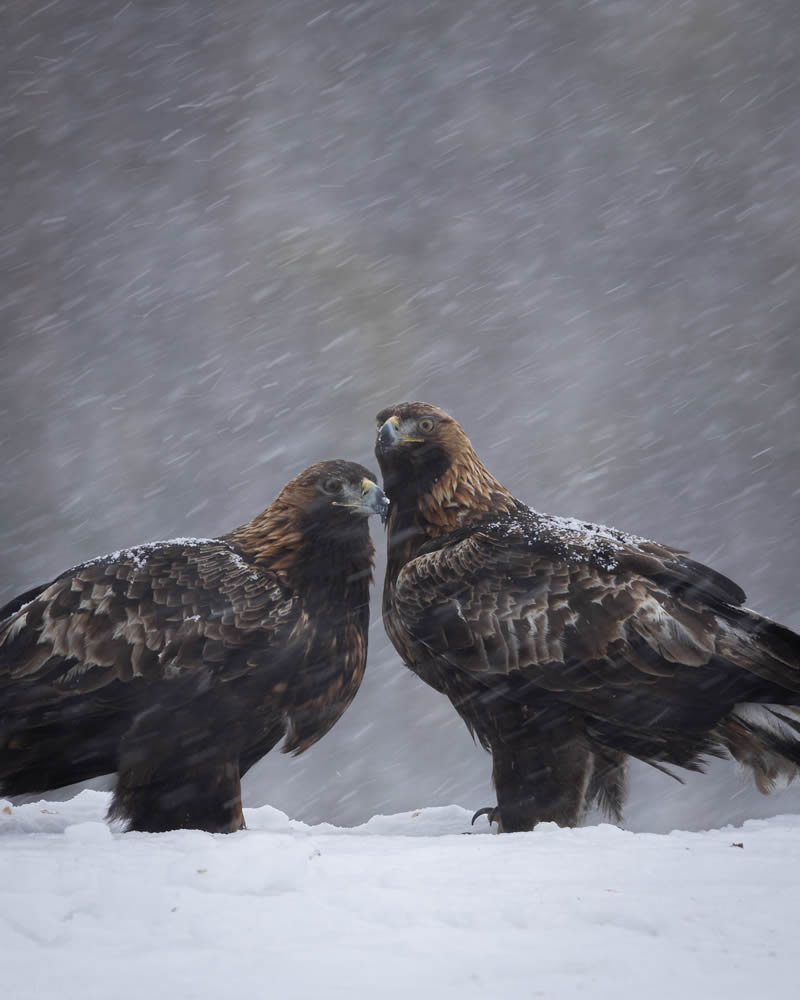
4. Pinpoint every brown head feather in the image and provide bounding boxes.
[226,468,315,573]
[375,402,517,538]
[225,460,378,580]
